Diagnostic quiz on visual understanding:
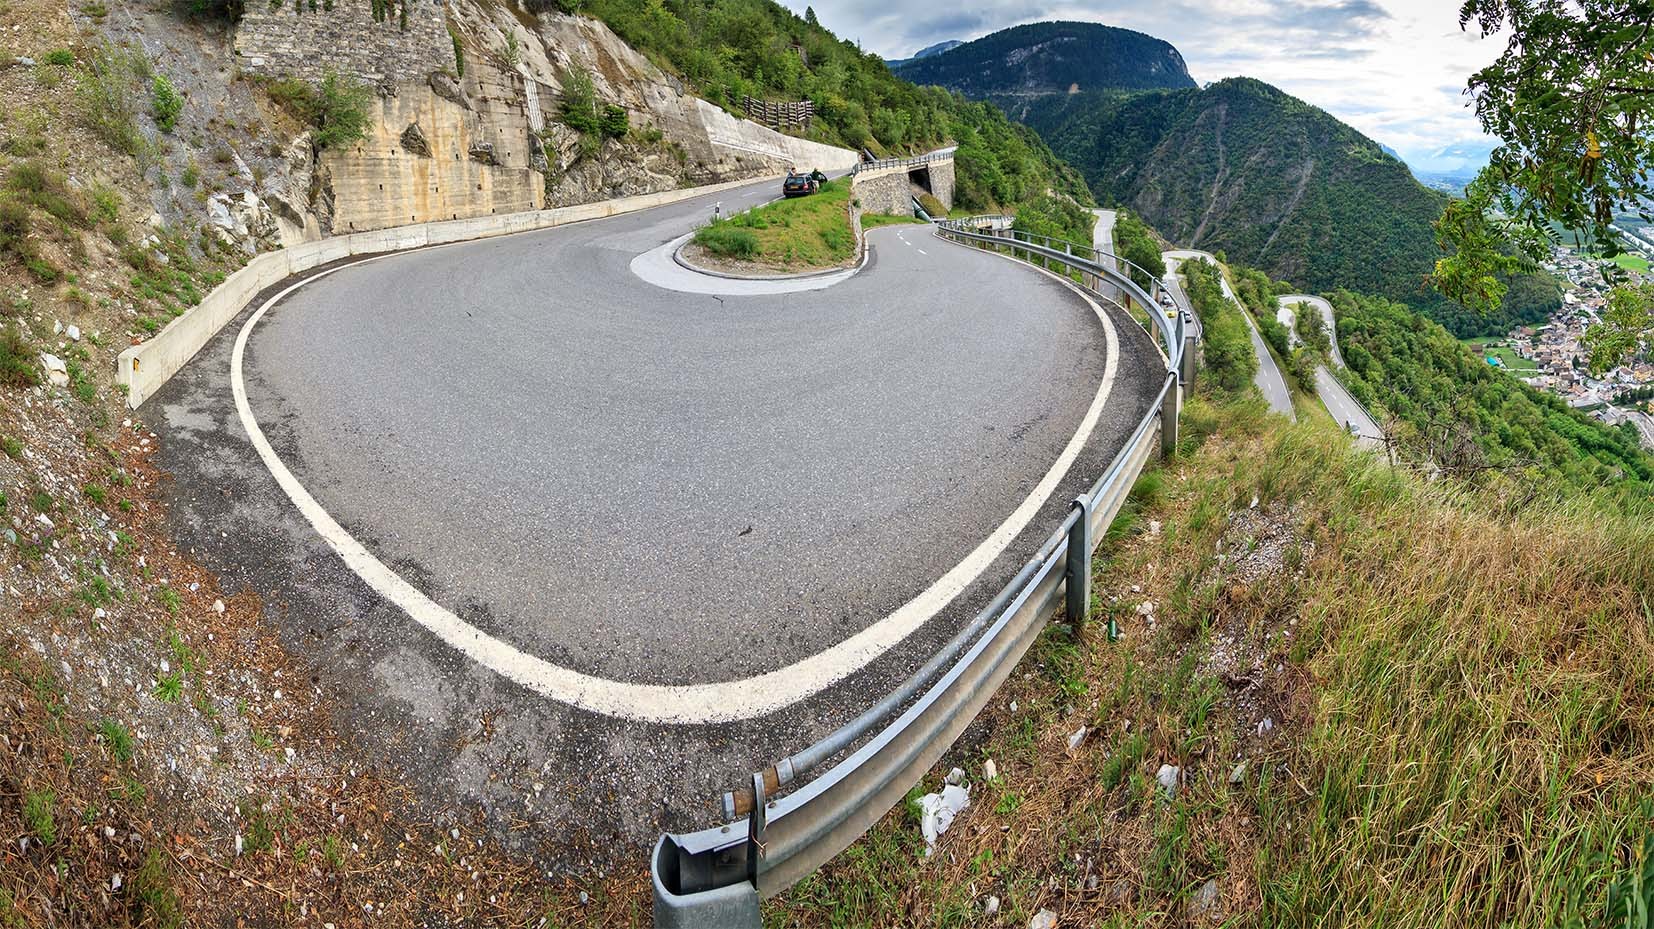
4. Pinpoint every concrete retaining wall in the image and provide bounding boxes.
[116,174,779,409]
